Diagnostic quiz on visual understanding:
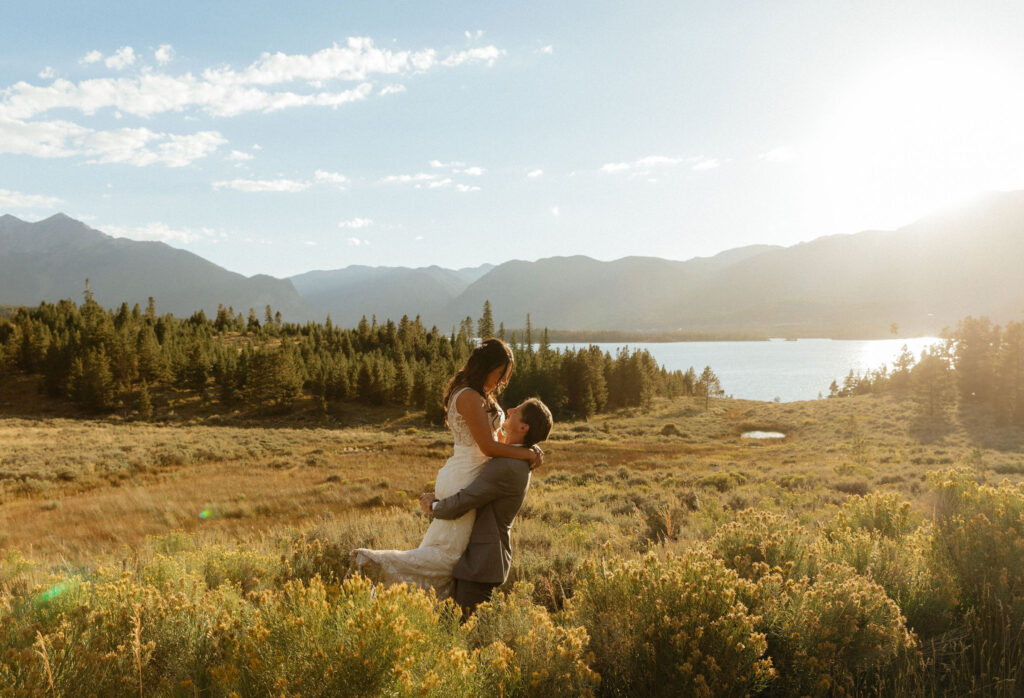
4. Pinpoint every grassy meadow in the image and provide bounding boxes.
[2,390,1024,696]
